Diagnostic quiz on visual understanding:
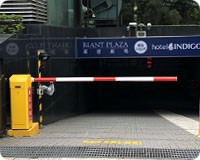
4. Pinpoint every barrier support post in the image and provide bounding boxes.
[37,50,43,128]
[37,50,49,128]
[7,75,39,137]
